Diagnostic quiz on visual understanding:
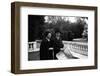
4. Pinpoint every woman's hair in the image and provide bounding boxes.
[43,31,51,38]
